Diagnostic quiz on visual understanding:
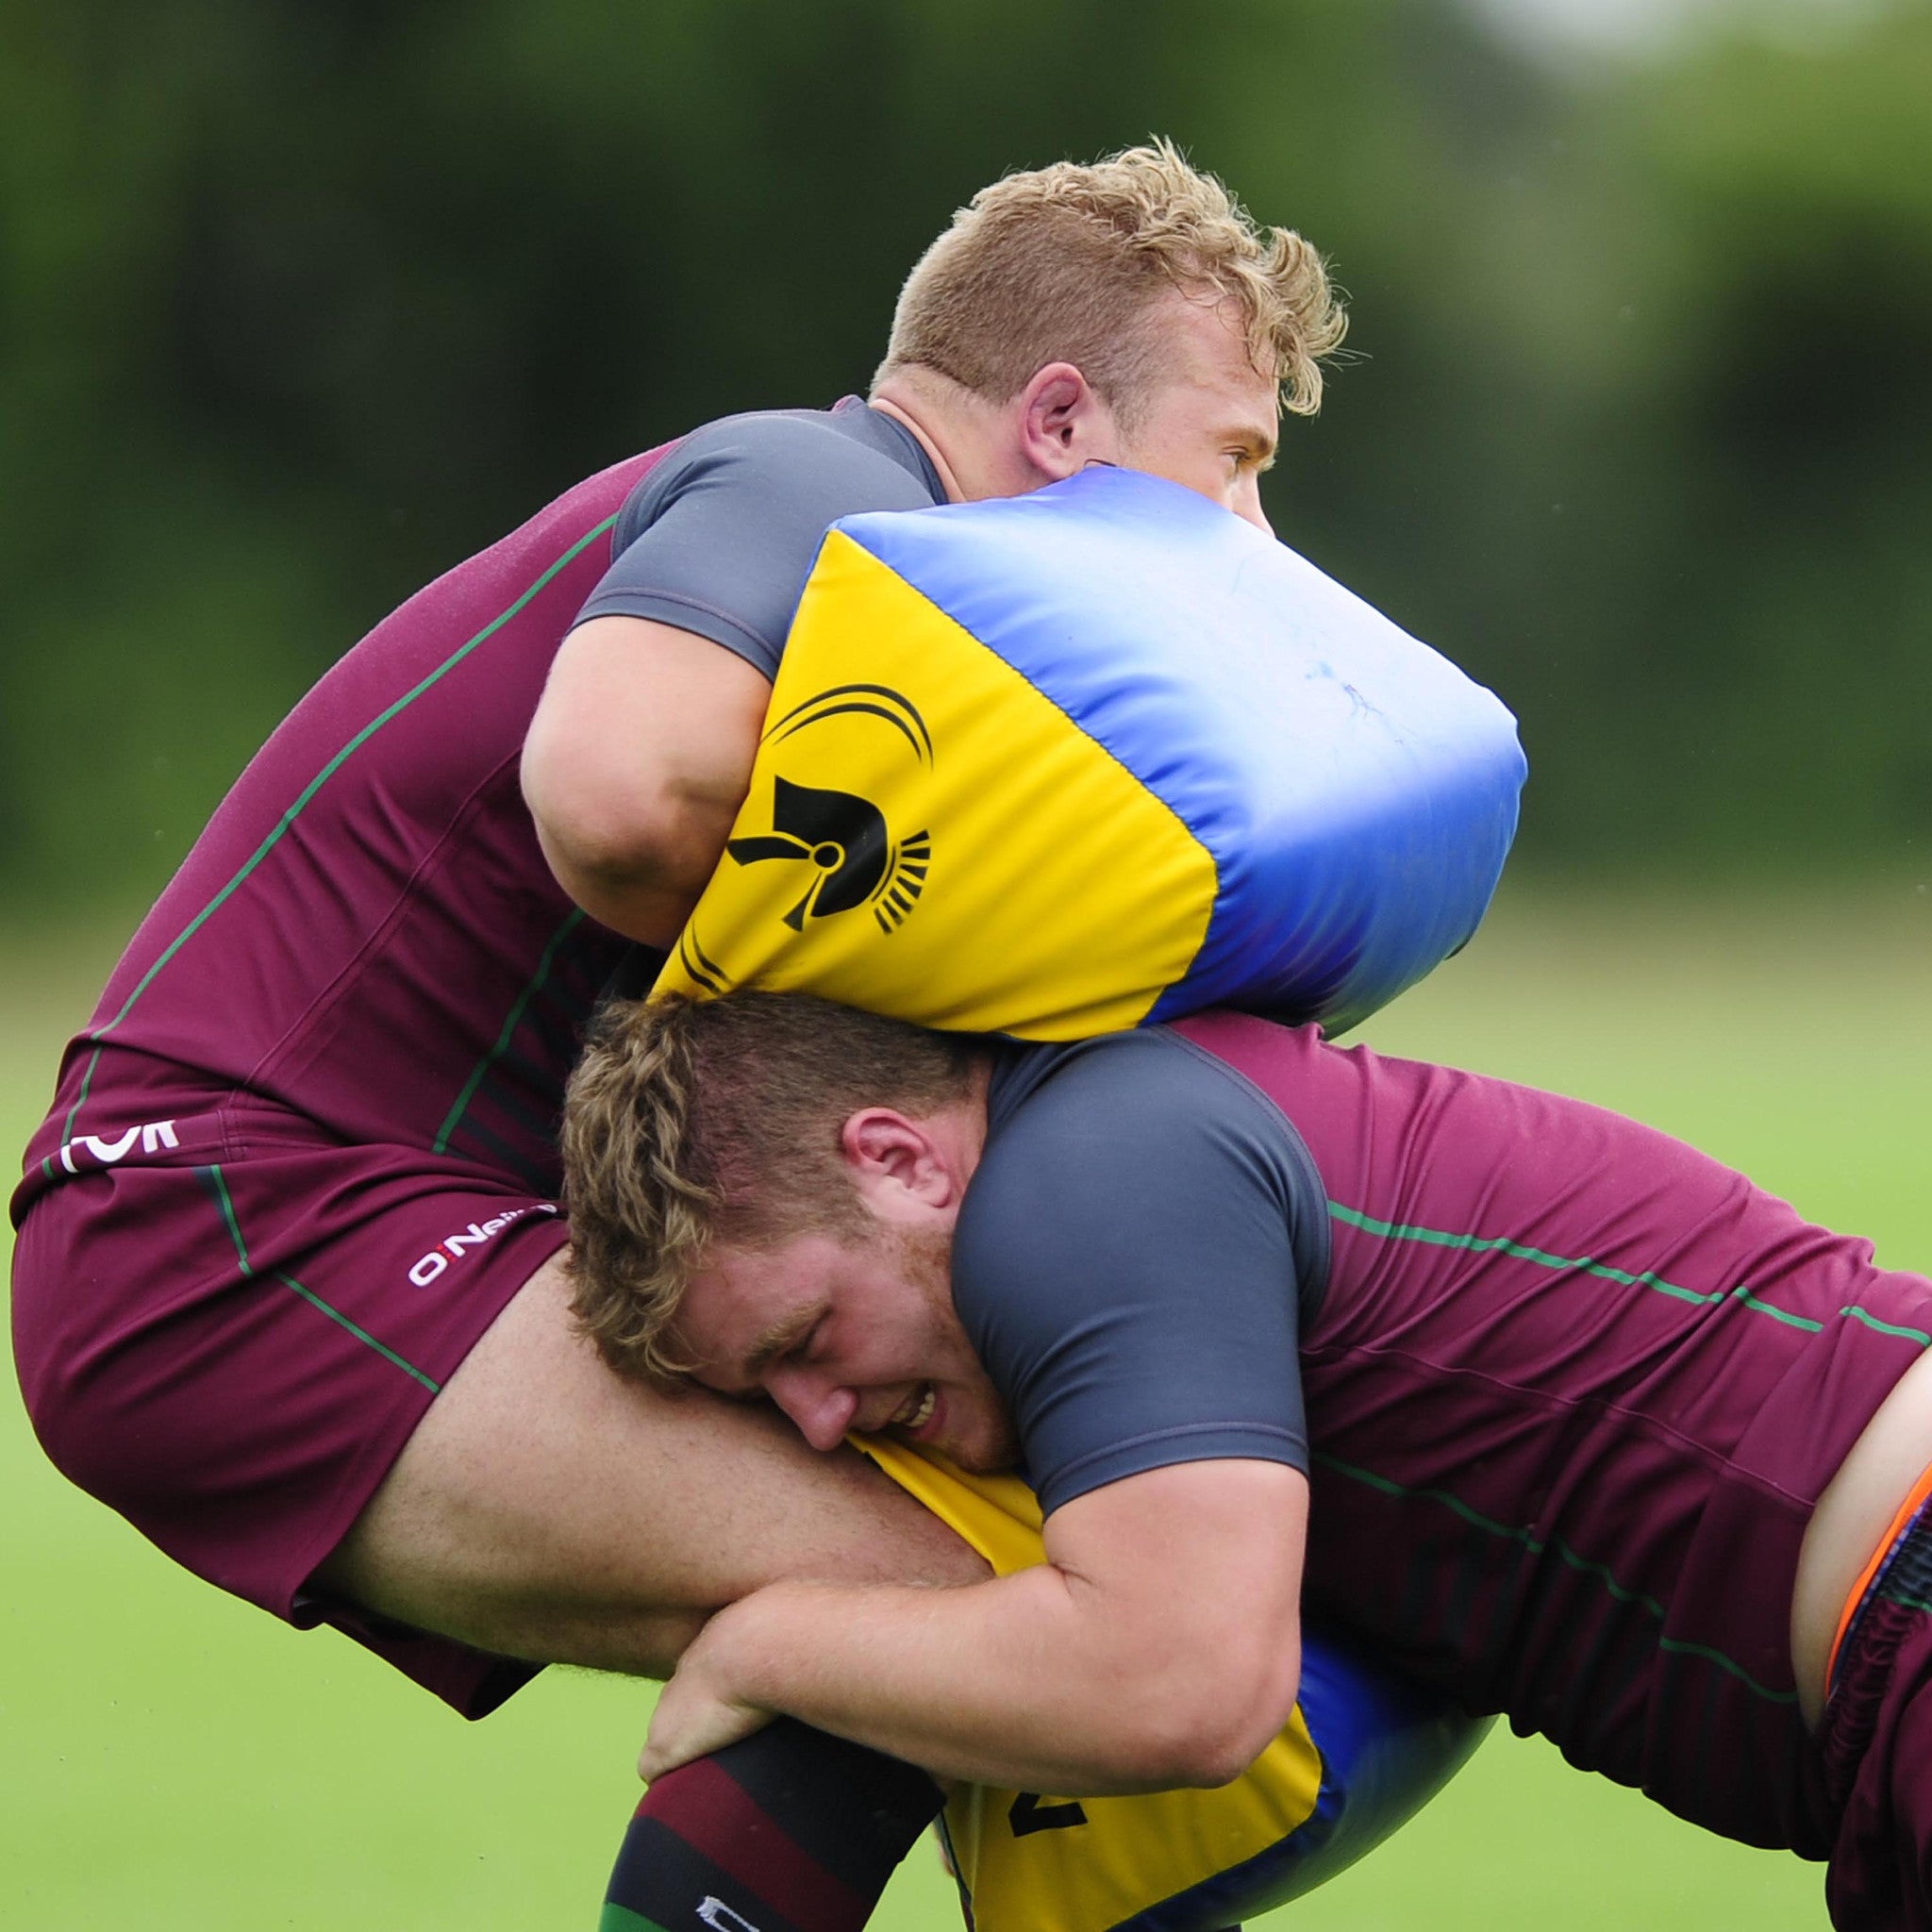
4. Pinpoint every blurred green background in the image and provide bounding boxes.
[4,0,1928,1925]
